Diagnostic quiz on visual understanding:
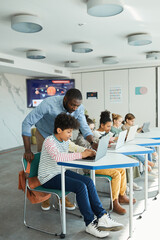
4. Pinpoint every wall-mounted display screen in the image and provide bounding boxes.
[26,79,75,108]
